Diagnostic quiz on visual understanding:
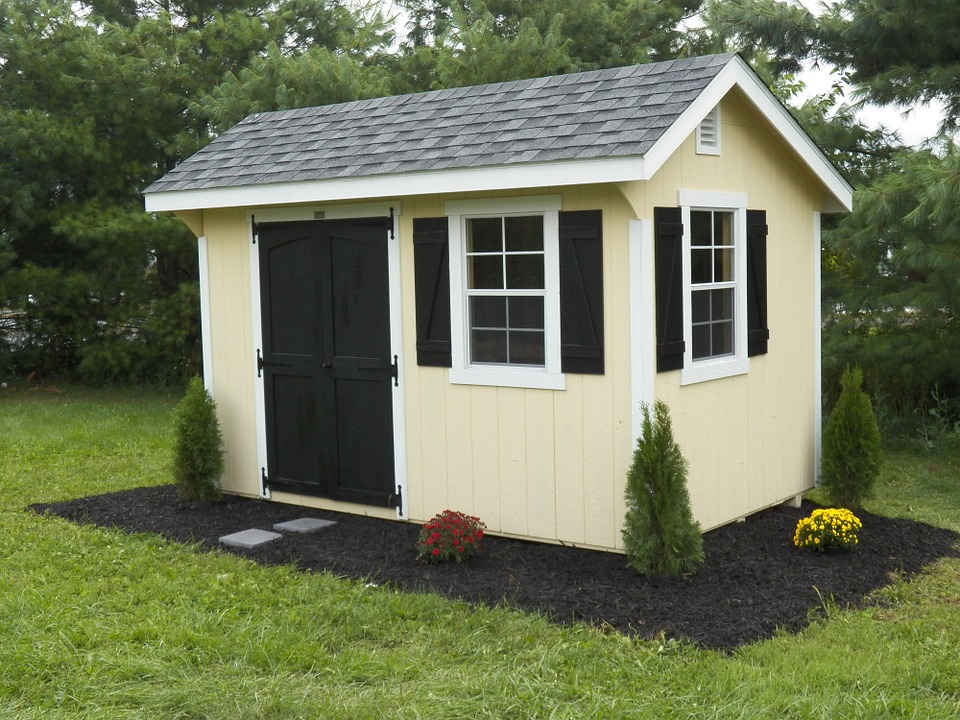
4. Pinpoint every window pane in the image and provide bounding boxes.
[691,249,712,284]
[469,255,503,289]
[504,216,543,251]
[713,288,734,321]
[714,249,733,282]
[508,297,544,329]
[509,330,545,365]
[712,320,733,356]
[714,212,732,246]
[467,217,502,253]
[470,296,506,328]
[692,324,711,359]
[691,211,711,247]
[692,289,711,323]
[472,329,508,363]
[506,254,544,289]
